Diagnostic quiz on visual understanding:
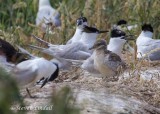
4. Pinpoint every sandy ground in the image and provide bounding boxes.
[18,64,160,114]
